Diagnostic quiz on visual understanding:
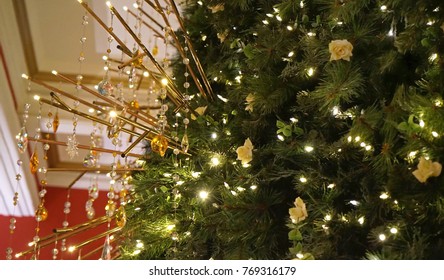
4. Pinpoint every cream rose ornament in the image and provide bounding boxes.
[245,93,255,112]
[236,138,253,164]
[191,106,207,120]
[412,156,442,183]
[289,197,308,224]
[328,39,353,61]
